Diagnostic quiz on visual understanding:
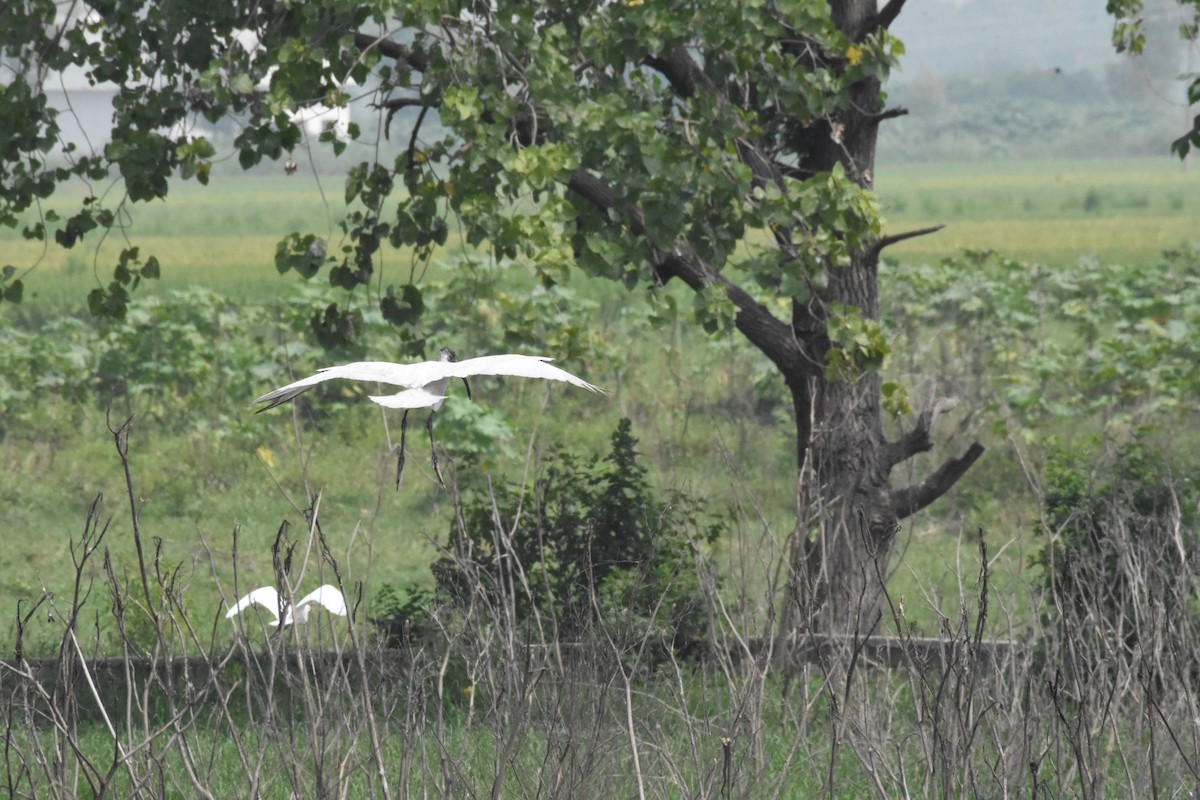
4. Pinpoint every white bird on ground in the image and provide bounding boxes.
[225,584,348,627]
[251,347,606,487]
